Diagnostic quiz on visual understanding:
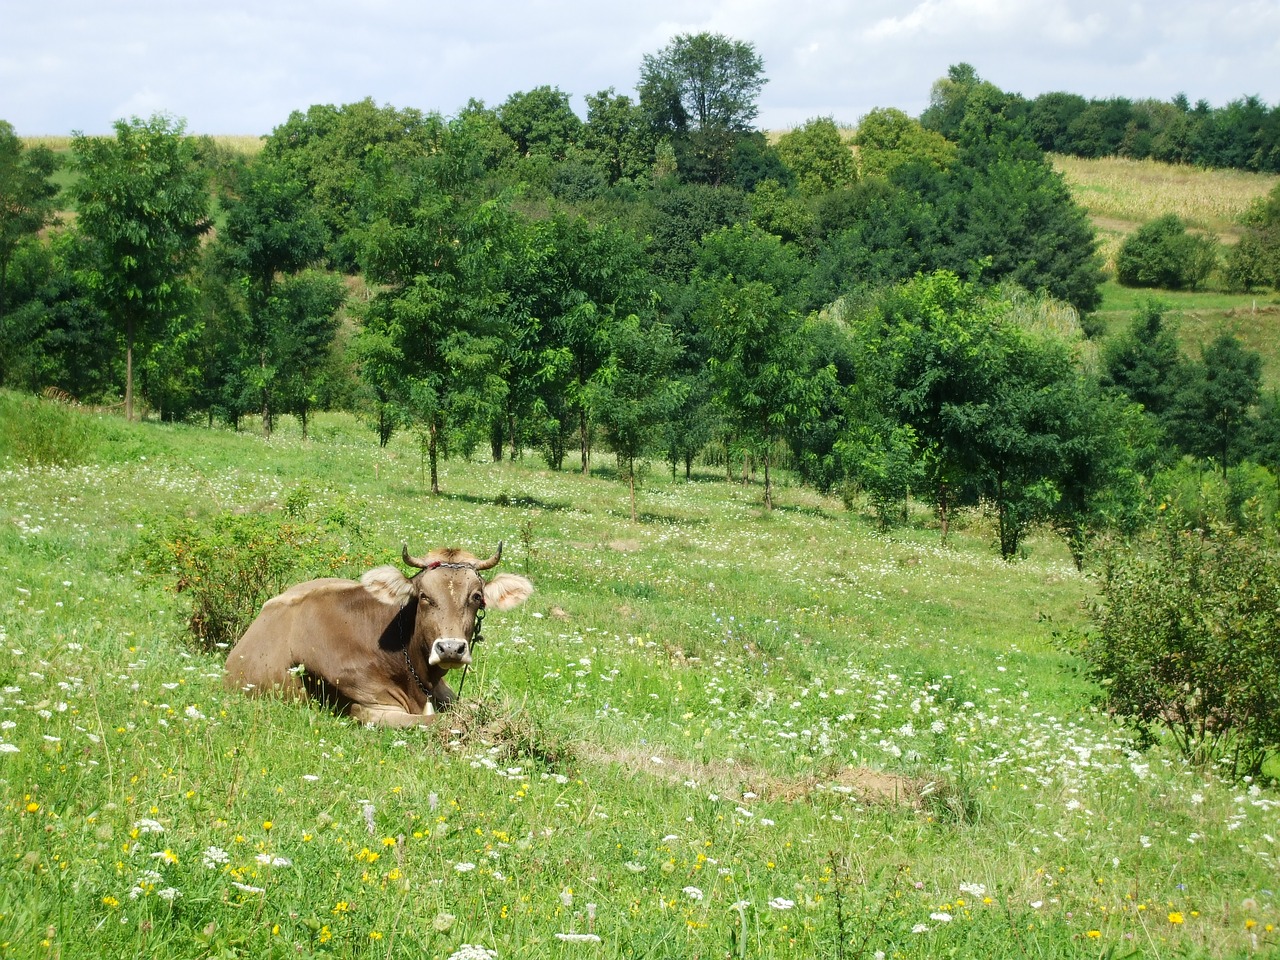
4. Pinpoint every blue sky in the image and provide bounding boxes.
[3,0,1278,136]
